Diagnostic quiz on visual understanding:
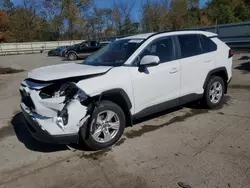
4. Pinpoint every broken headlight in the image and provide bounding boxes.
[59,82,88,103]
